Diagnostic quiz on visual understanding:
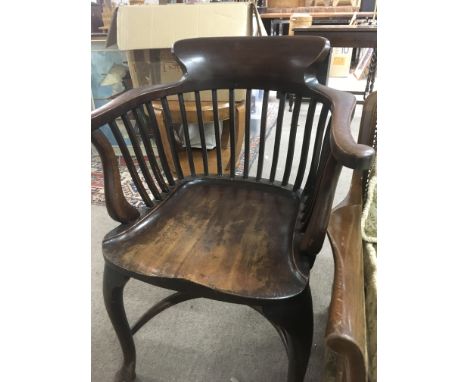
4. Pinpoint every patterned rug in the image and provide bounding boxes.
[91,103,278,207]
